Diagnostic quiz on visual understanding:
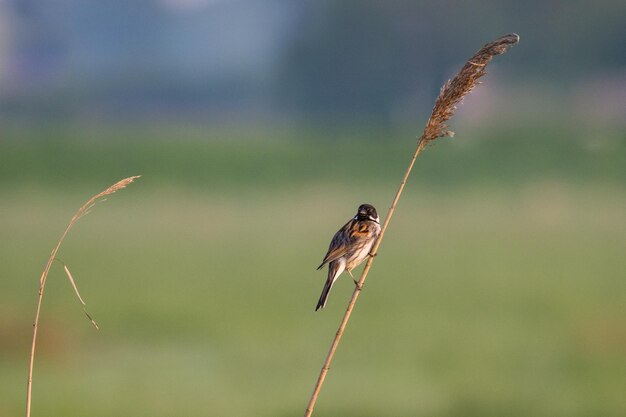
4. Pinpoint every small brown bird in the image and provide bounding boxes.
[316,204,381,311]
